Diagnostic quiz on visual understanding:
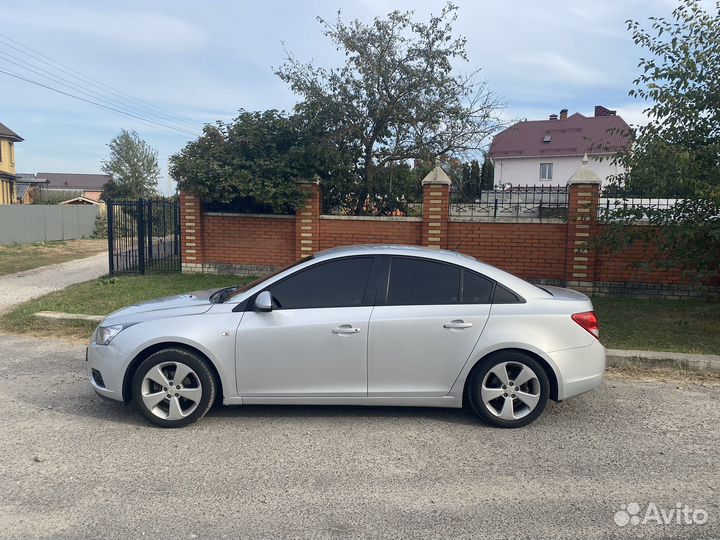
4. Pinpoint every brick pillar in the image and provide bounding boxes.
[566,156,601,294]
[180,192,204,273]
[421,164,452,249]
[294,176,321,258]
